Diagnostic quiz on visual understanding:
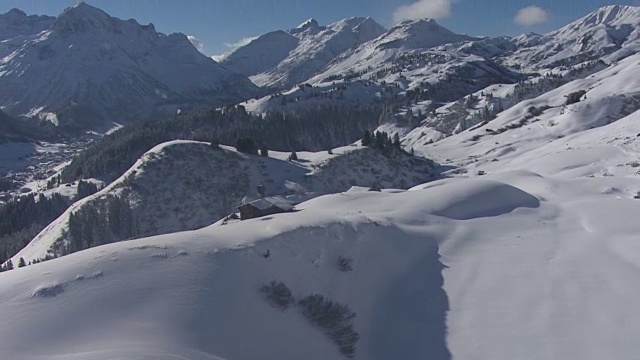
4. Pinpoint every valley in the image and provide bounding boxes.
[0,138,93,201]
